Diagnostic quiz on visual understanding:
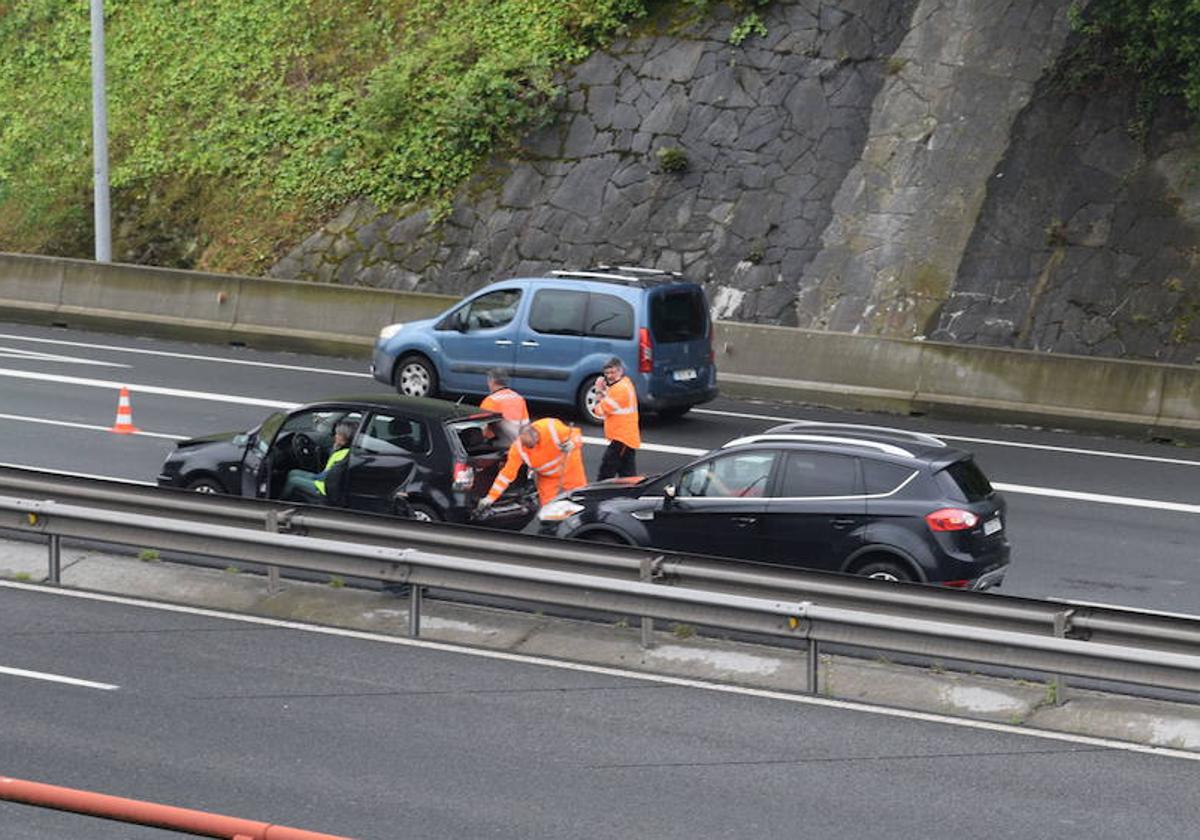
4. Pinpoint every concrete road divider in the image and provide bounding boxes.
[2,251,1197,438]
